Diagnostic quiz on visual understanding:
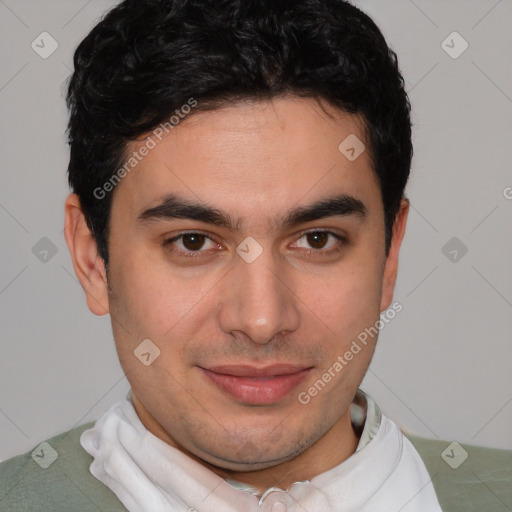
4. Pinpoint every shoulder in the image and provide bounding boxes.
[404,433,512,512]
[0,422,127,512]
